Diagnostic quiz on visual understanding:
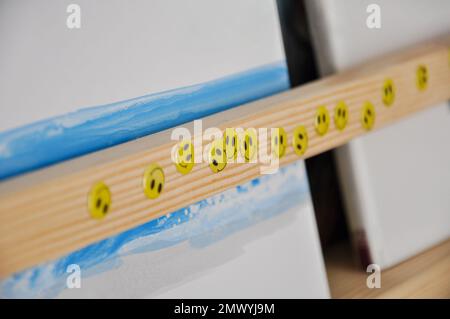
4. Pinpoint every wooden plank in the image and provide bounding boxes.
[325,239,450,298]
[0,39,449,278]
